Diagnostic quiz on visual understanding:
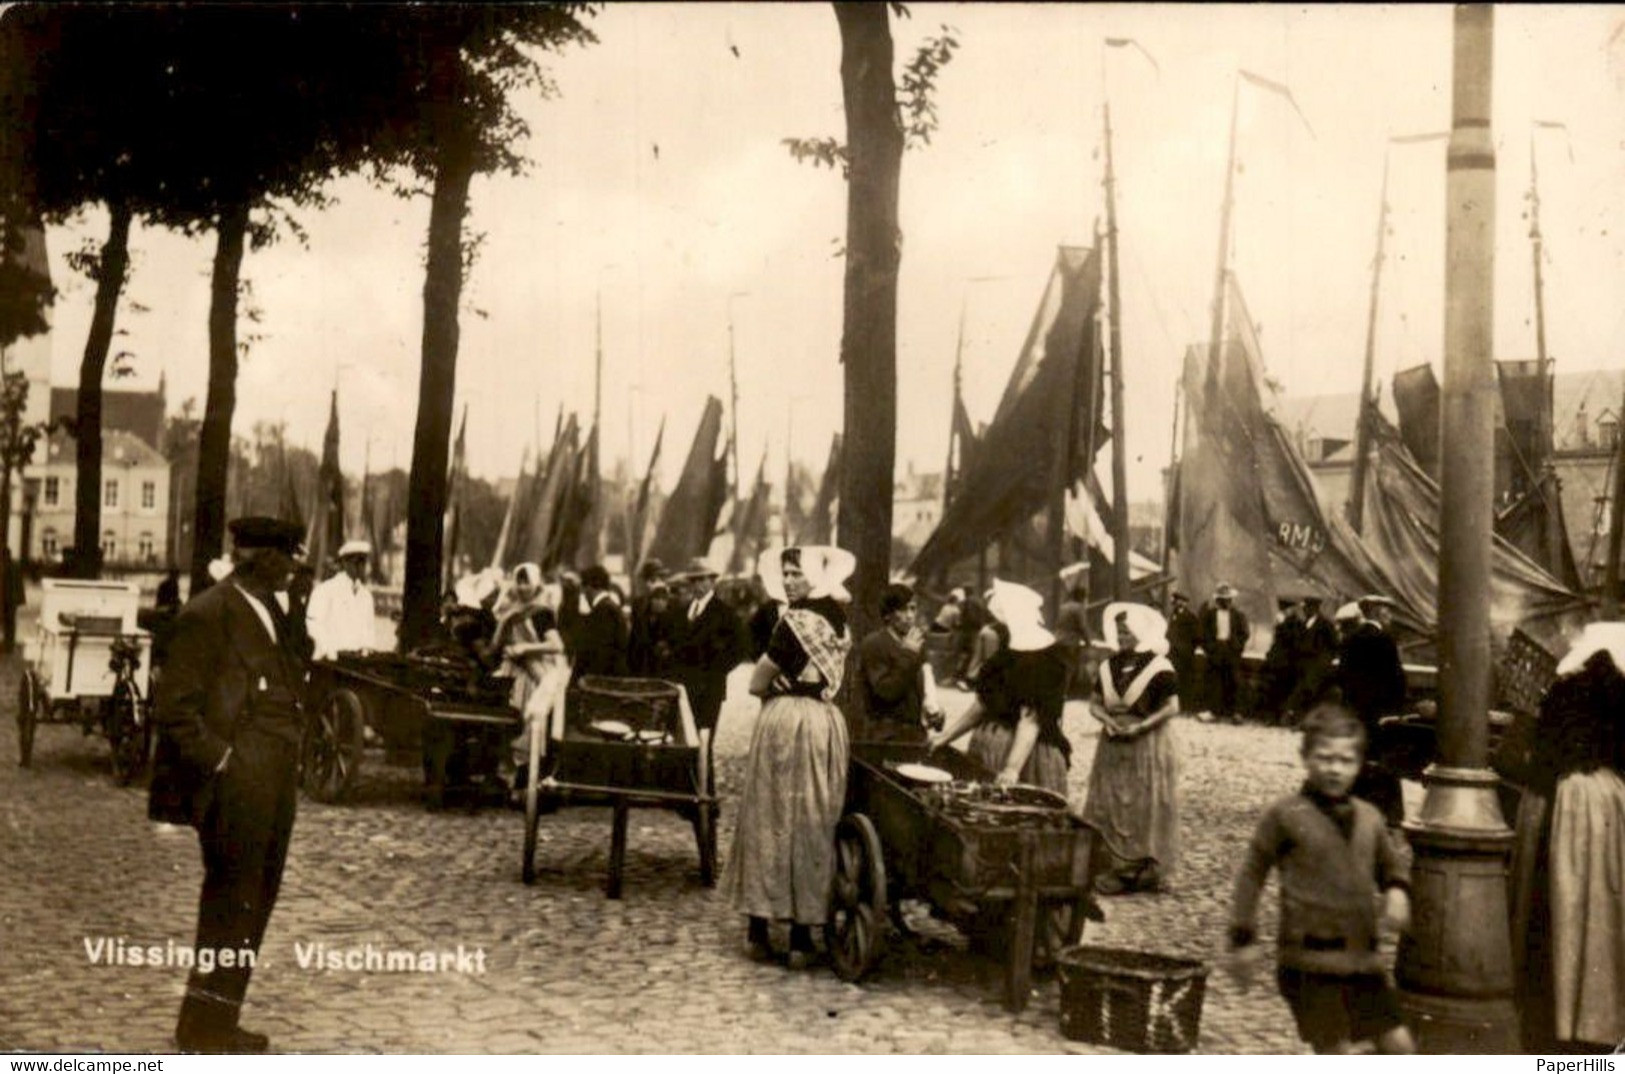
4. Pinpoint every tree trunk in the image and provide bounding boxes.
[399,125,475,652]
[72,200,133,578]
[832,2,903,644]
[189,199,248,596]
